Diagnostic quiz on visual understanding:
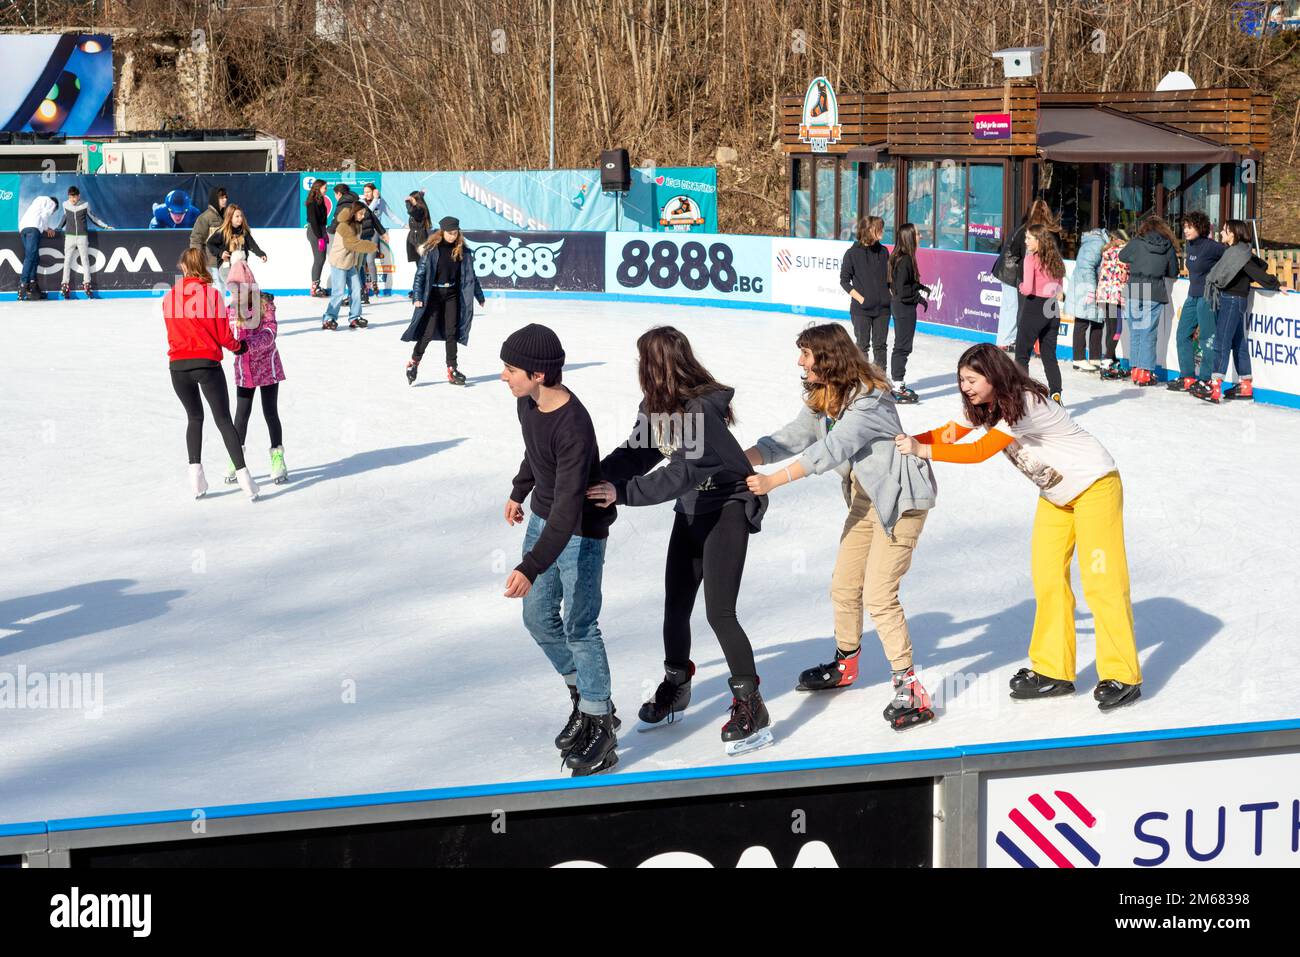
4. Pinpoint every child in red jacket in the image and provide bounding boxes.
[162,248,259,501]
